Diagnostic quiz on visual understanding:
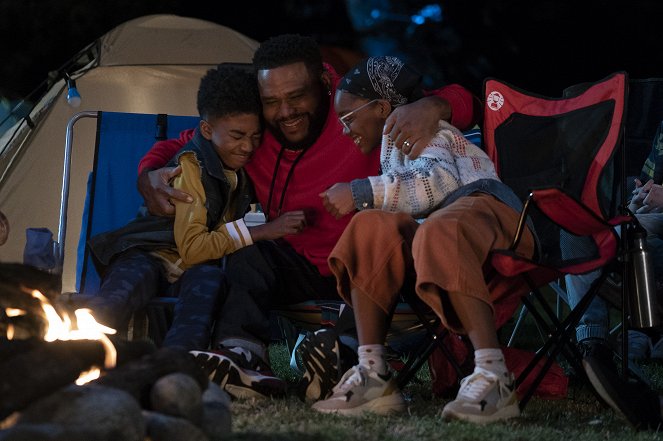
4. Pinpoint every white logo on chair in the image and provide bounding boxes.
[487,91,504,111]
